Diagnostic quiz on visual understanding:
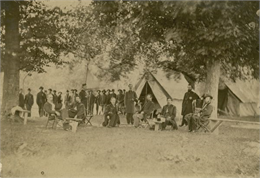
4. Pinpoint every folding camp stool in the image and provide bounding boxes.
[85,114,93,126]
[196,120,210,132]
